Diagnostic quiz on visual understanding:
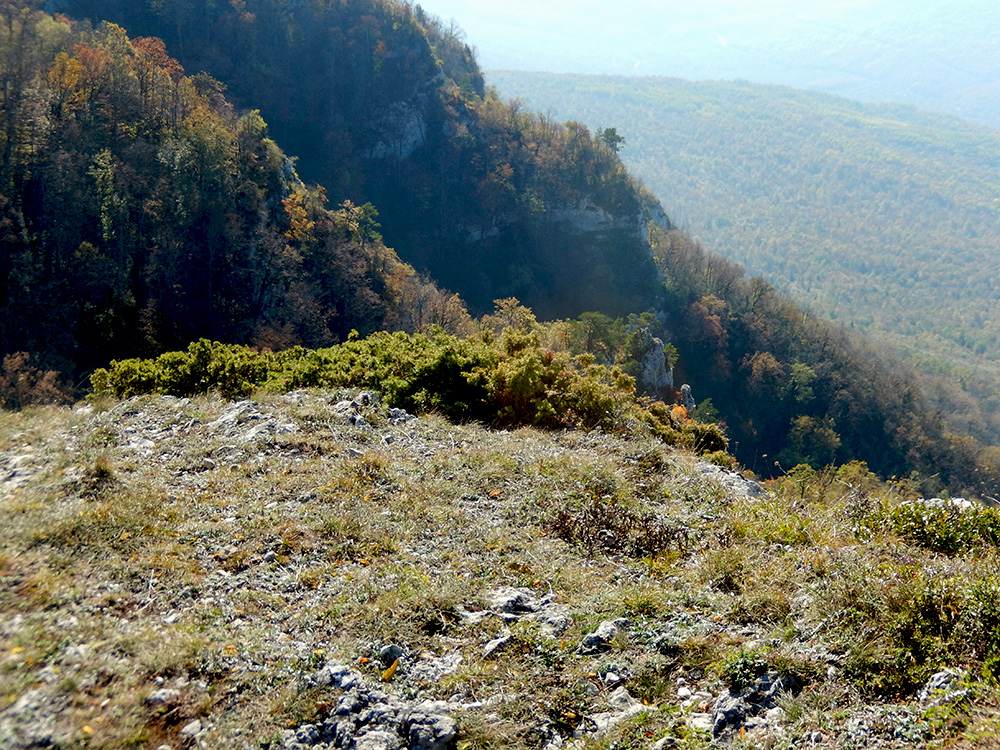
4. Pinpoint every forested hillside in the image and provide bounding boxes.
[0,5,478,378]
[55,0,664,319]
[2,2,997,495]
[489,71,1000,445]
